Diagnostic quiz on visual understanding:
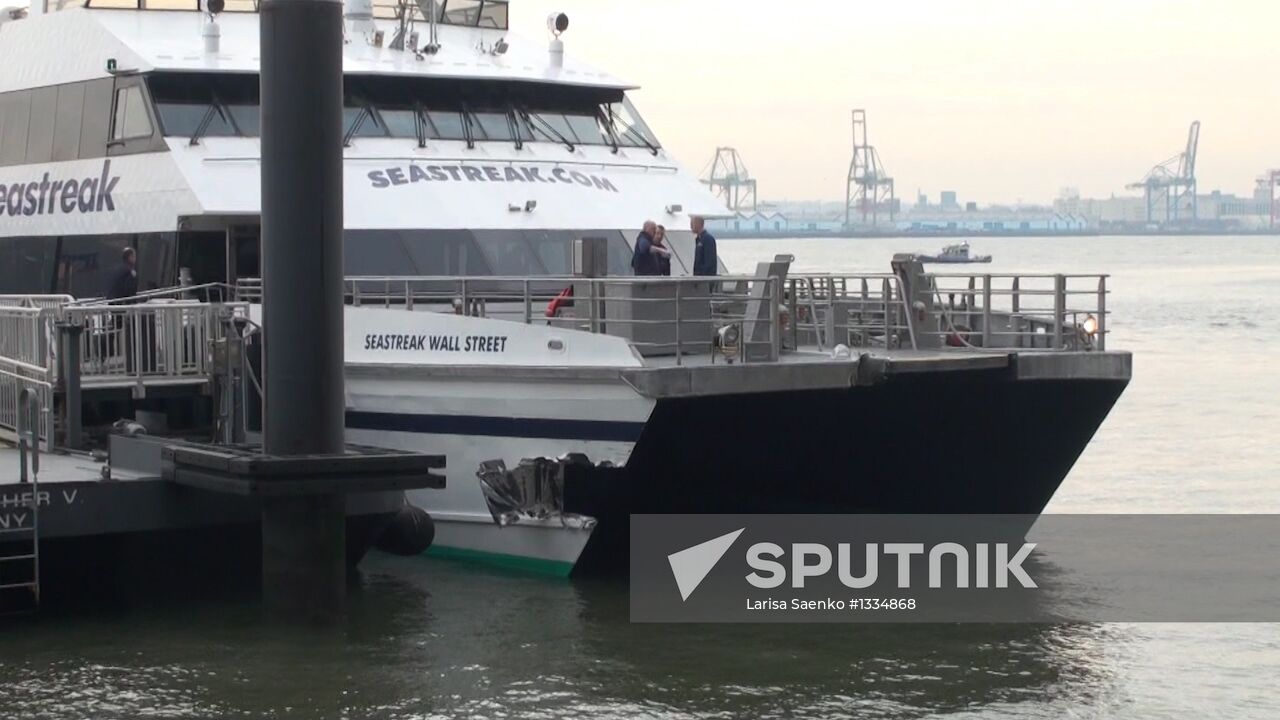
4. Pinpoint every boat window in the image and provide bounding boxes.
[79,80,114,159]
[442,0,482,26]
[55,235,131,298]
[526,112,576,145]
[344,106,387,139]
[156,102,237,137]
[662,230,694,275]
[522,230,571,275]
[472,111,513,141]
[344,230,417,276]
[426,111,467,141]
[112,85,153,140]
[380,108,419,139]
[52,84,86,161]
[141,72,660,149]
[607,98,661,148]
[473,231,543,275]
[478,1,508,29]
[563,113,606,145]
[25,87,57,164]
[0,91,31,166]
[226,105,259,135]
[0,237,58,295]
[605,231,636,276]
[345,229,491,276]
